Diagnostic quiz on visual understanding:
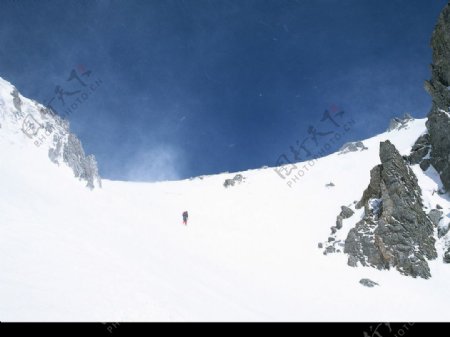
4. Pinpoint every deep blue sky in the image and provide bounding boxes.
[0,0,447,181]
